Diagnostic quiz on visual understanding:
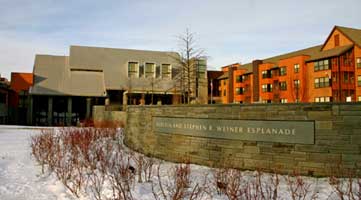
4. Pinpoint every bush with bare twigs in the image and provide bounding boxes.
[151,162,209,200]
[329,173,361,200]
